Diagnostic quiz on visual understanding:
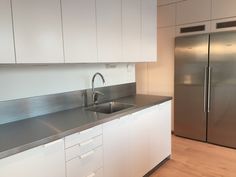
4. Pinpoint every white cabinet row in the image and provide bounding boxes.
[157,0,236,36]
[0,0,157,64]
[176,0,236,25]
[0,101,172,177]
[158,0,236,28]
